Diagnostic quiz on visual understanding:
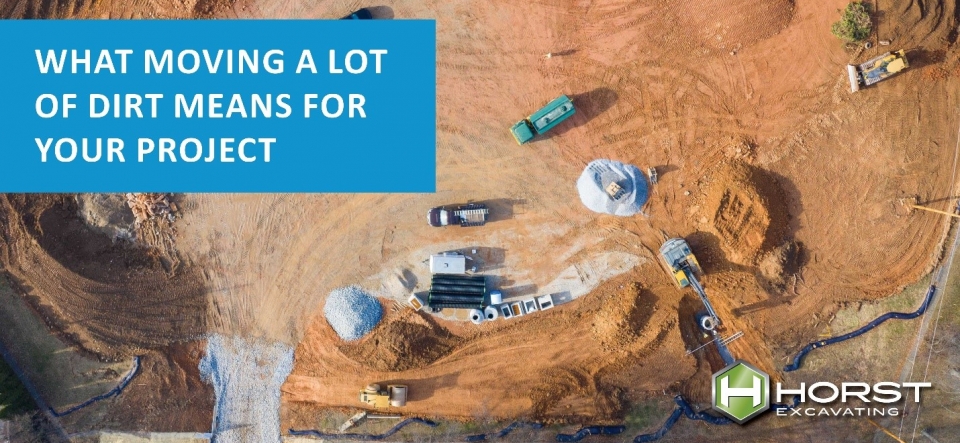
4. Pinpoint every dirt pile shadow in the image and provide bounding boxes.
[338,310,461,372]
